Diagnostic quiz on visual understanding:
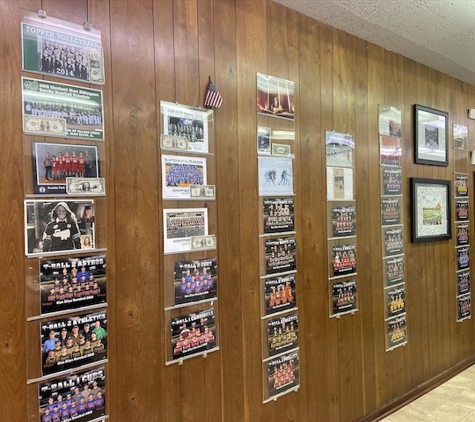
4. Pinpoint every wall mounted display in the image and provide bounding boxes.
[382,167,402,195]
[256,73,295,120]
[456,223,469,246]
[410,178,451,243]
[264,236,296,275]
[22,77,104,140]
[330,243,357,277]
[457,247,470,271]
[32,142,100,195]
[257,126,271,154]
[40,254,106,314]
[330,204,356,238]
[381,197,402,226]
[457,271,471,296]
[161,154,207,199]
[384,256,405,287]
[414,104,449,166]
[455,173,468,197]
[25,199,96,257]
[453,124,468,150]
[38,365,106,422]
[265,312,299,358]
[386,314,407,350]
[379,136,402,166]
[170,307,217,362]
[263,197,295,234]
[457,294,471,321]
[262,273,297,317]
[385,285,406,318]
[258,156,293,195]
[455,198,469,221]
[173,258,217,306]
[40,309,107,376]
[325,131,354,167]
[383,226,404,257]
[326,167,354,200]
[21,10,104,84]
[379,105,402,137]
[264,349,299,402]
[330,278,357,317]
[163,208,208,254]
[161,101,209,153]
